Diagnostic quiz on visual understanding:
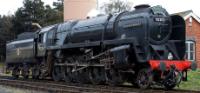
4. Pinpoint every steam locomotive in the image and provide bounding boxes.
[6,5,196,89]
